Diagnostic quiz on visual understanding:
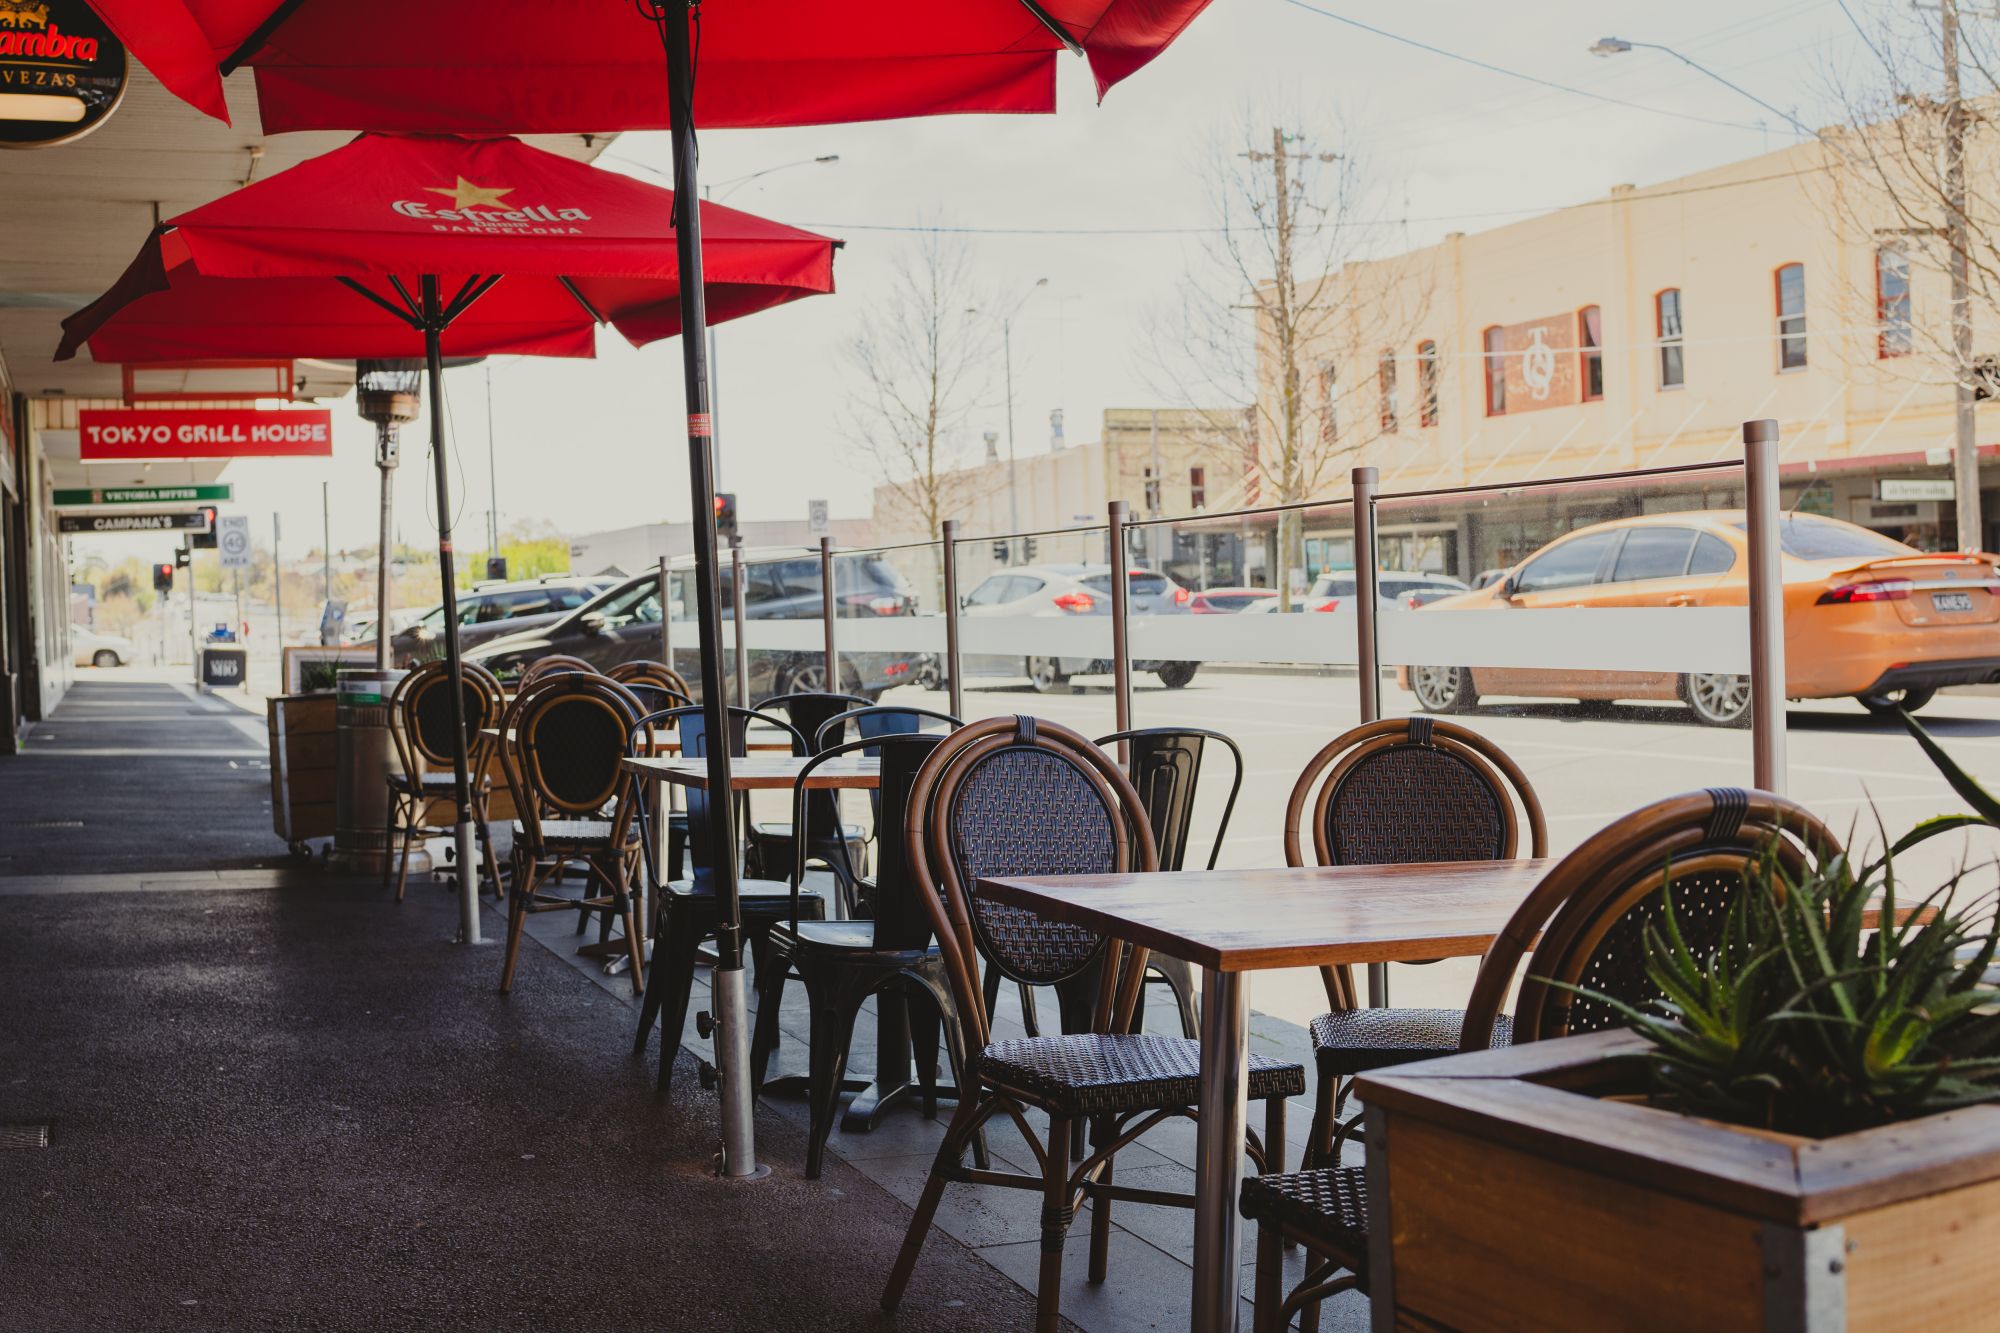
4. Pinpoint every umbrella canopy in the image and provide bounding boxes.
[58,131,836,363]
[89,0,1212,132]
